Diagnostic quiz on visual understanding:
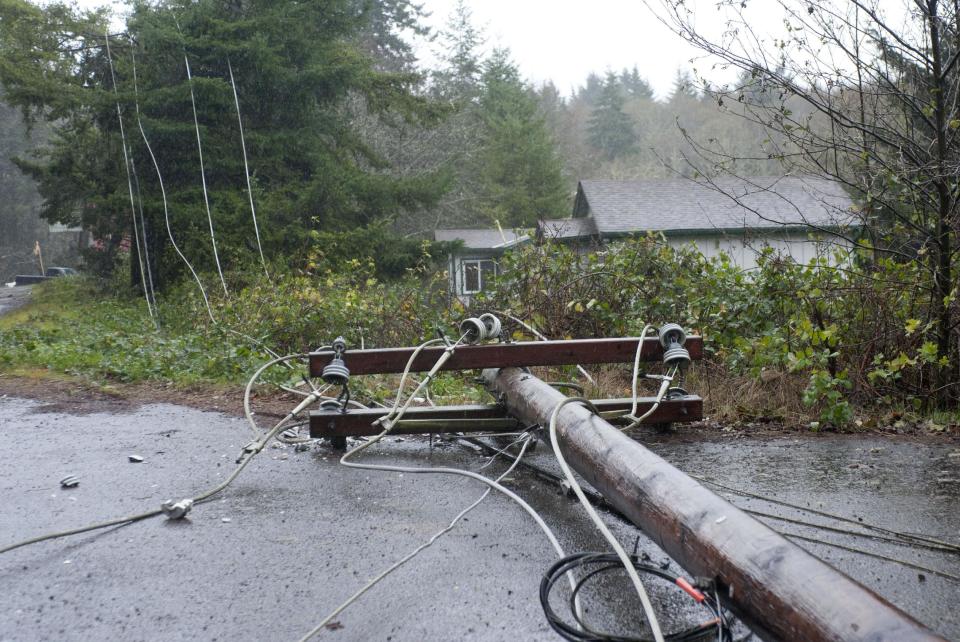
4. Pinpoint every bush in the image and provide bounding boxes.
[0,265,457,387]
[478,236,955,427]
[3,234,953,429]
